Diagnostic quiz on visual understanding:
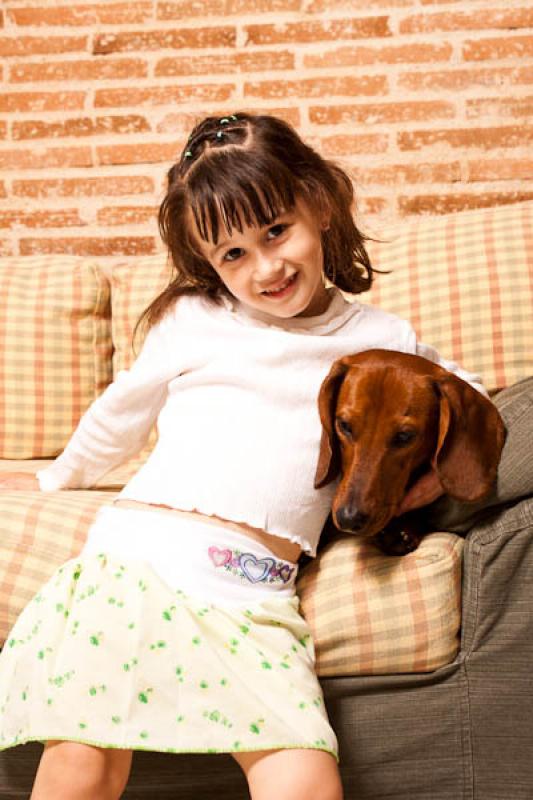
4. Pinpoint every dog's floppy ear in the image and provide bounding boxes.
[314,358,350,489]
[432,376,506,502]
